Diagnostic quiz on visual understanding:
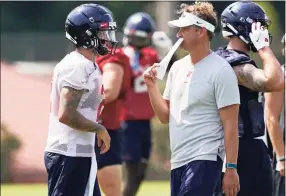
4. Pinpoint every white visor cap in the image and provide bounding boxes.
[168,12,215,33]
